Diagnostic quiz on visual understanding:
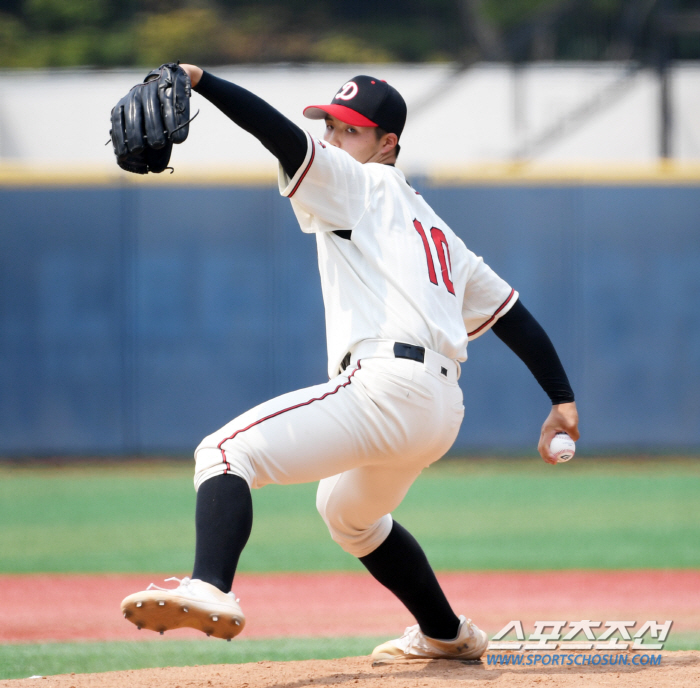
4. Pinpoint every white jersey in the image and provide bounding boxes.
[279,132,518,379]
